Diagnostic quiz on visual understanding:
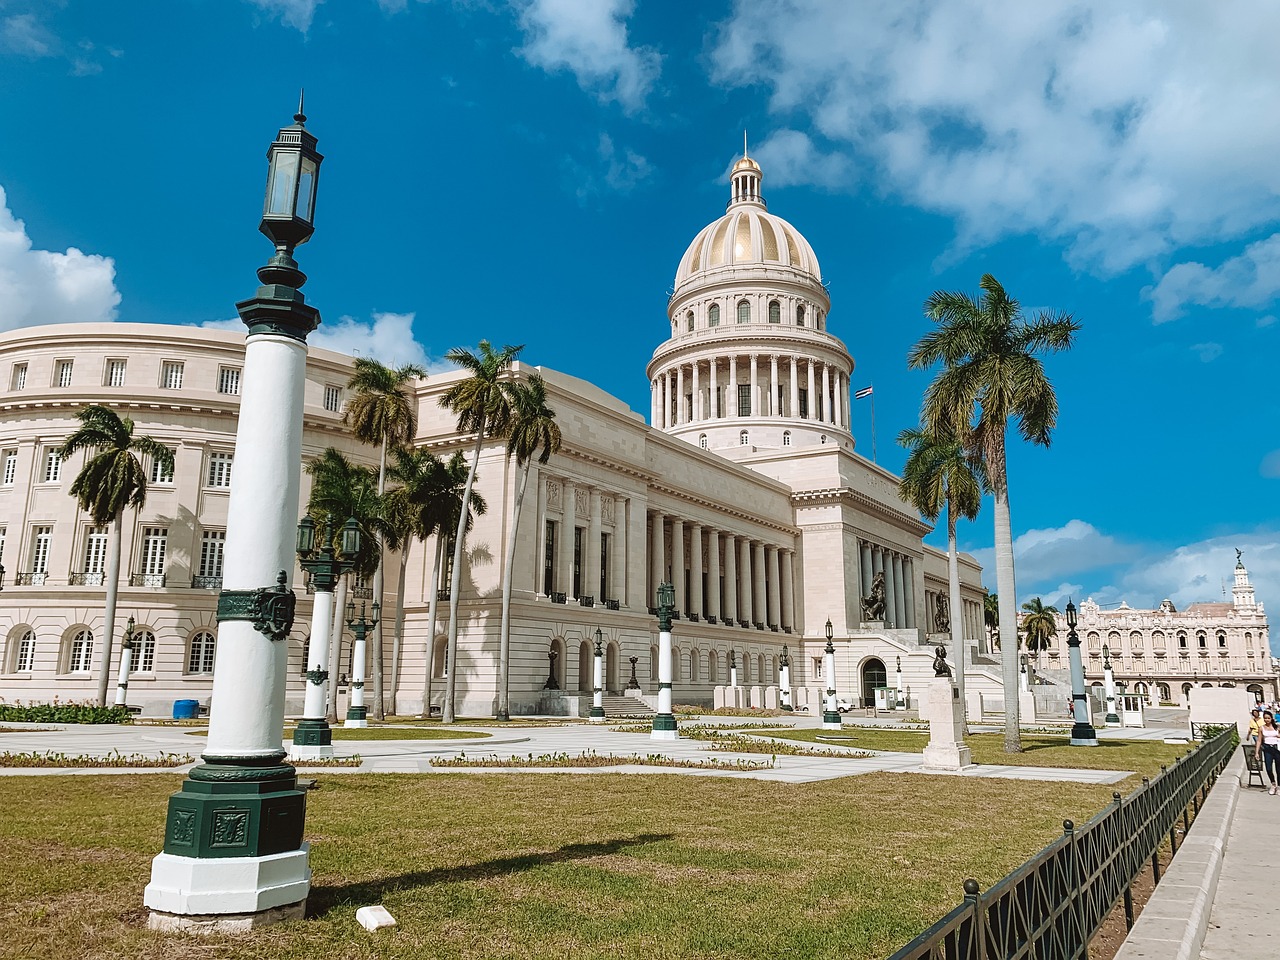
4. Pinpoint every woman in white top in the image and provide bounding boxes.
[1256,711,1280,795]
